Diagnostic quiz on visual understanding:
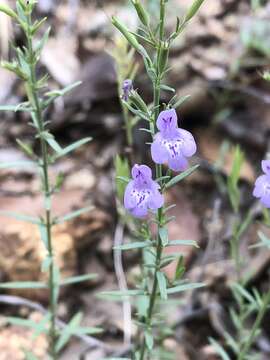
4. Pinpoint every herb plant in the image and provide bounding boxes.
[0,1,101,358]
[110,1,206,358]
